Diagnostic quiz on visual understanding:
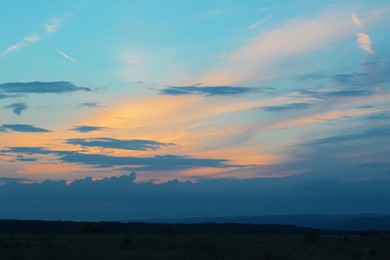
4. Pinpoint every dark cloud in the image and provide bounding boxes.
[0,81,91,94]
[300,89,374,99]
[309,126,390,145]
[0,172,389,221]
[1,147,238,171]
[323,89,374,97]
[364,112,390,121]
[261,103,311,112]
[3,102,28,115]
[0,124,50,133]
[332,72,389,87]
[15,157,38,162]
[65,138,175,150]
[70,126,108,133]
[2,147,56,154]
[297,63,390,87]
[60,153,233,170]
[79,102,103,108]
[160,85,253,96]
[274,123,390,184]
[0,94,22,99]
